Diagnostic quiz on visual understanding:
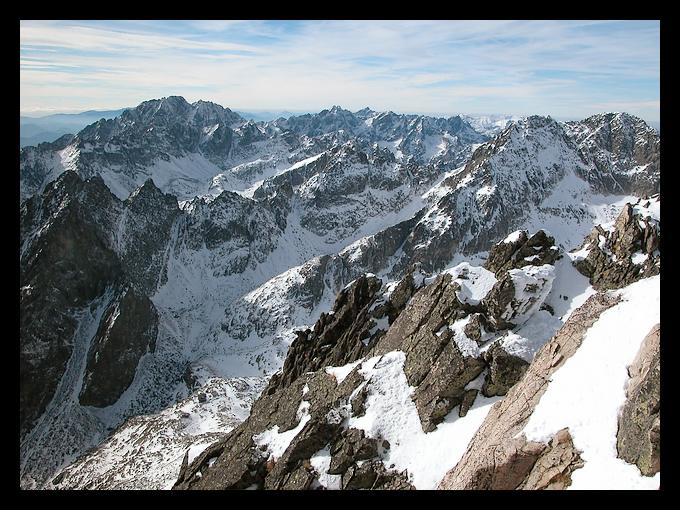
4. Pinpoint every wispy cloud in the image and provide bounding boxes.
[19,20,660,122]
